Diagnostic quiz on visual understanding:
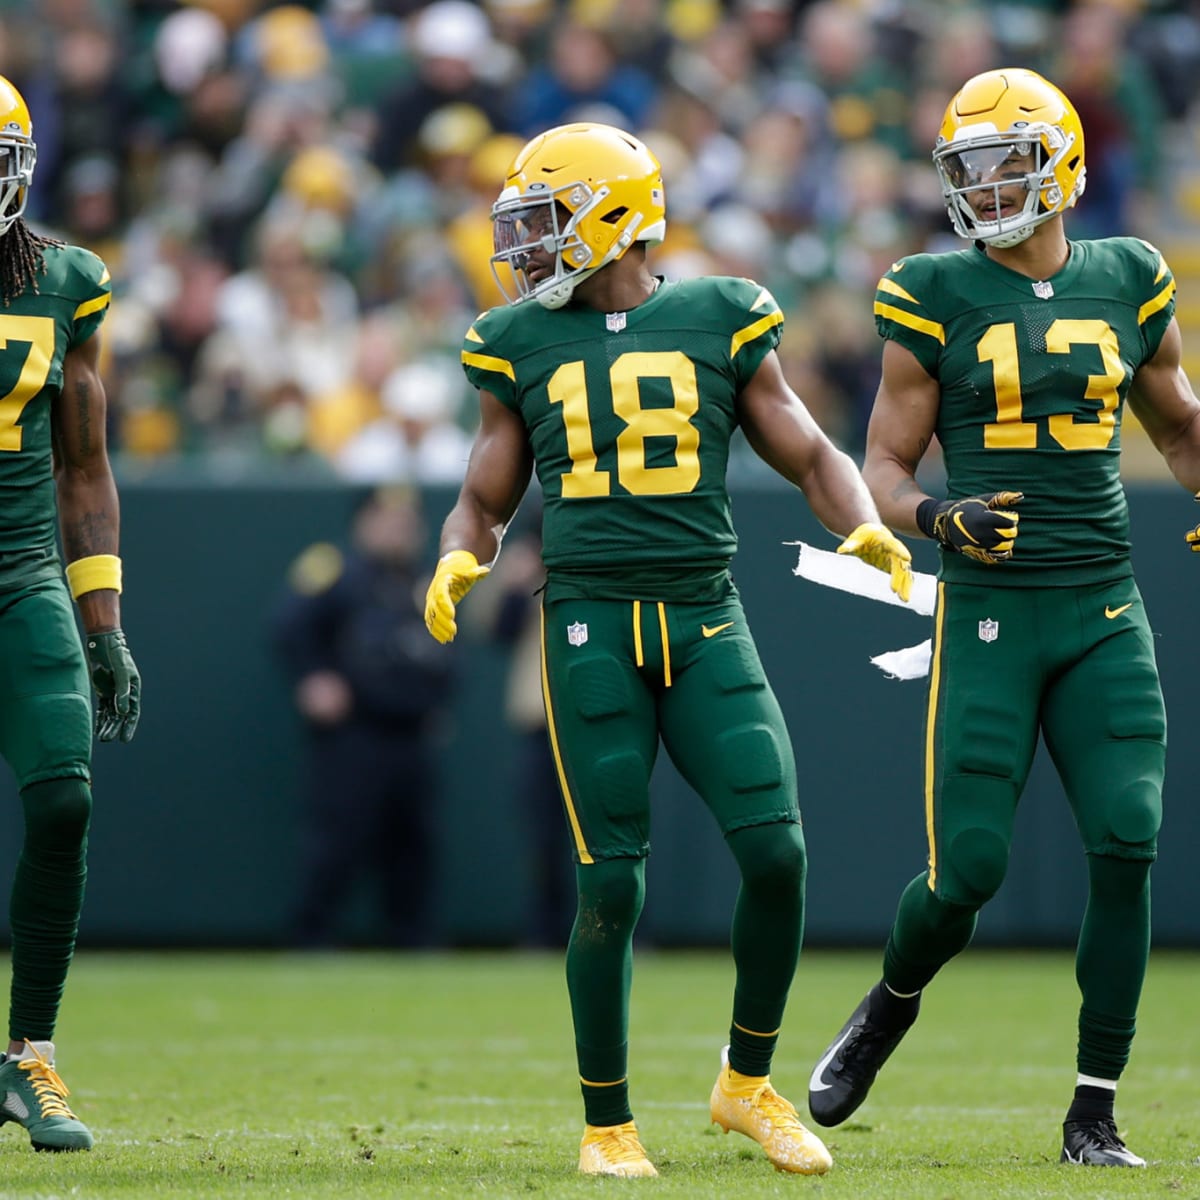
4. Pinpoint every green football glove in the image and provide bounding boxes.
[1187,492,1200,554]
[917,491,1023,564]
[836,522,914,603]
[85,629,141,743]
[424,550,490,644]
